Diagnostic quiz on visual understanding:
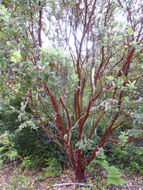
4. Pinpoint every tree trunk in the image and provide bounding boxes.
[74,164,86,183]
